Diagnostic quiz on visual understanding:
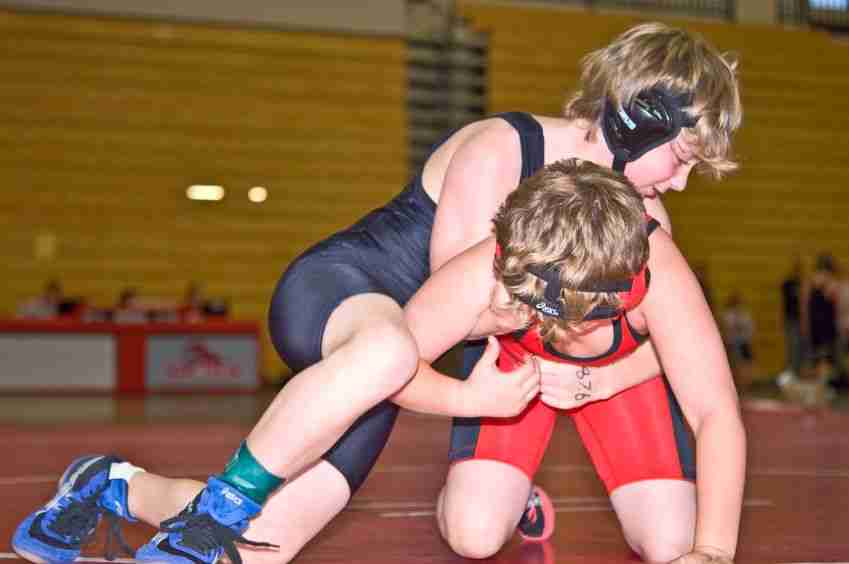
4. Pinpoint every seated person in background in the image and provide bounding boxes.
[202,297,230,319]
[112,287,148,324]
[16,279,71,319]
[177,282,205,323]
